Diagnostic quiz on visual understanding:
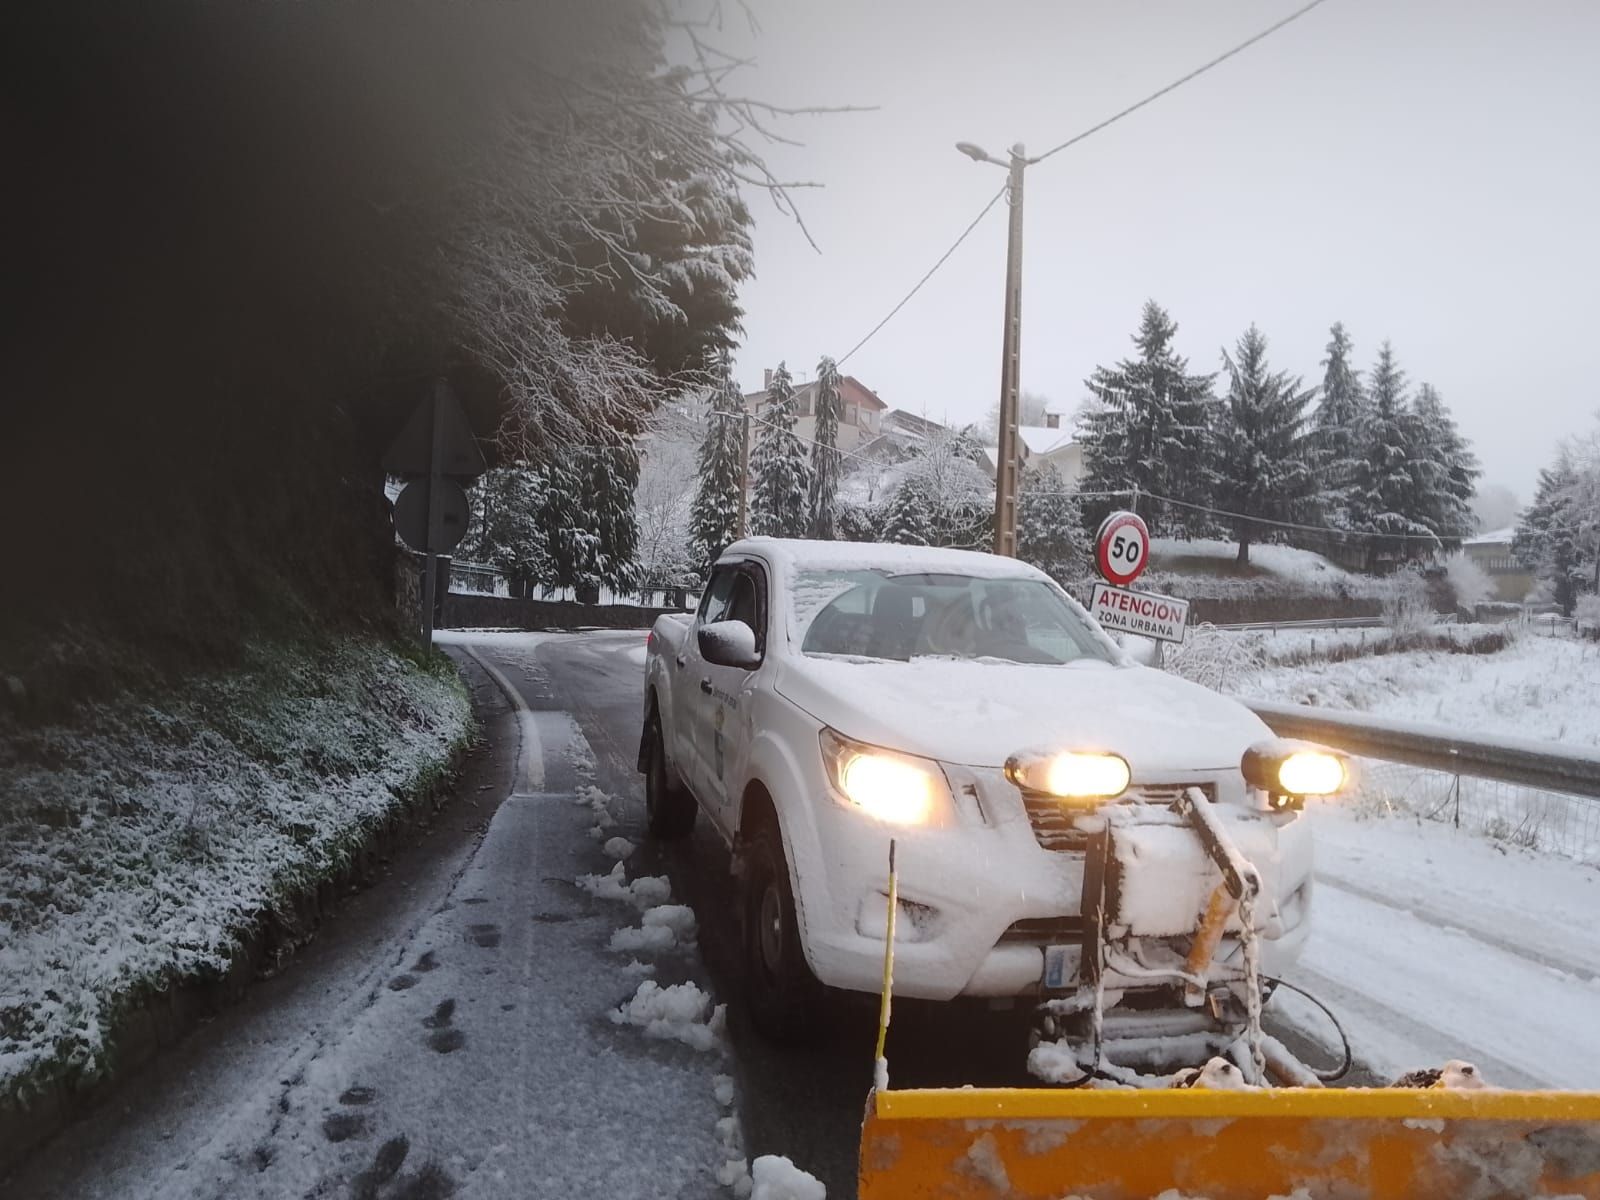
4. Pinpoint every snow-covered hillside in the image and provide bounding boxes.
[0,636,473,1105]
